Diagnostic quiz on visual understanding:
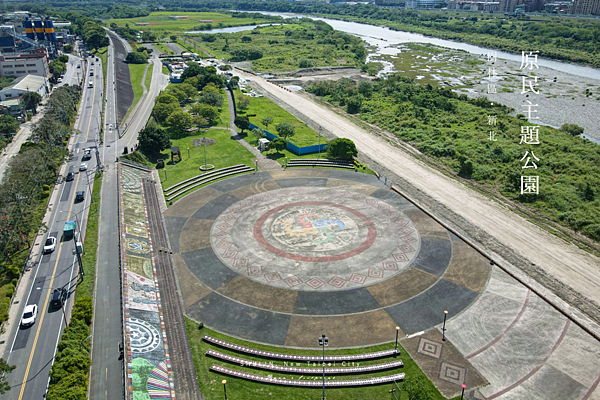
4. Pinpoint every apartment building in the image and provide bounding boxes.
[0,50,49,78]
